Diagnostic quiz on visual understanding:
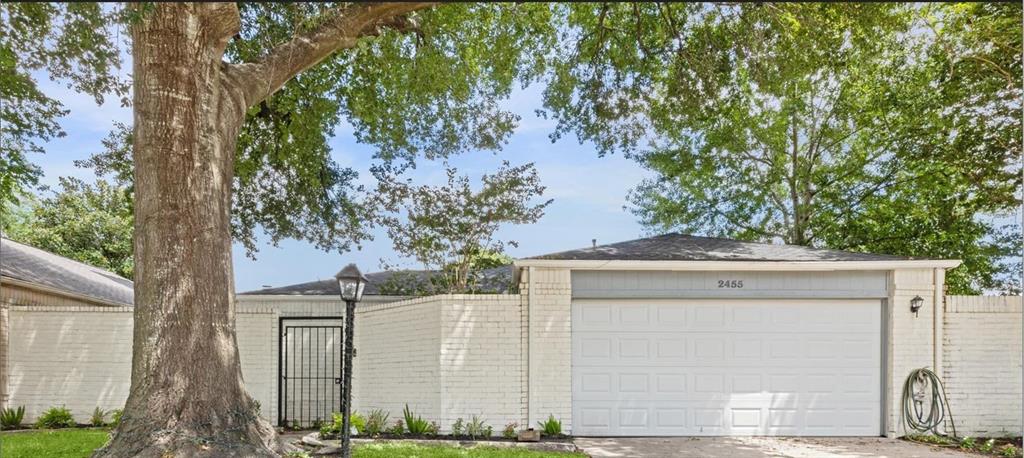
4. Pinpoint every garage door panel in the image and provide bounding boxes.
[619,305,651,325]
[575,370,879,403]
[572,299,882,436]
[578,301,880,333]
[576,332,878,367]
[578,367,878,387]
